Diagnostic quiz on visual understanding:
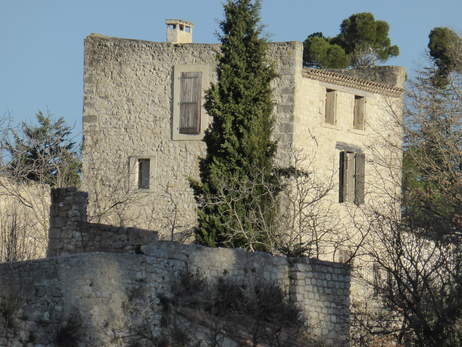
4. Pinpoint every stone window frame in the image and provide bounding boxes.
[337,143,365,205]
[128,155,156,192]
[172,64,211,141]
